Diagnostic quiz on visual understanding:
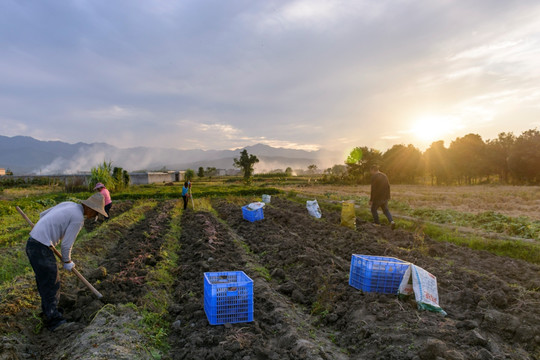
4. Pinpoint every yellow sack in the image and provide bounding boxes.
[341,201,356,230]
